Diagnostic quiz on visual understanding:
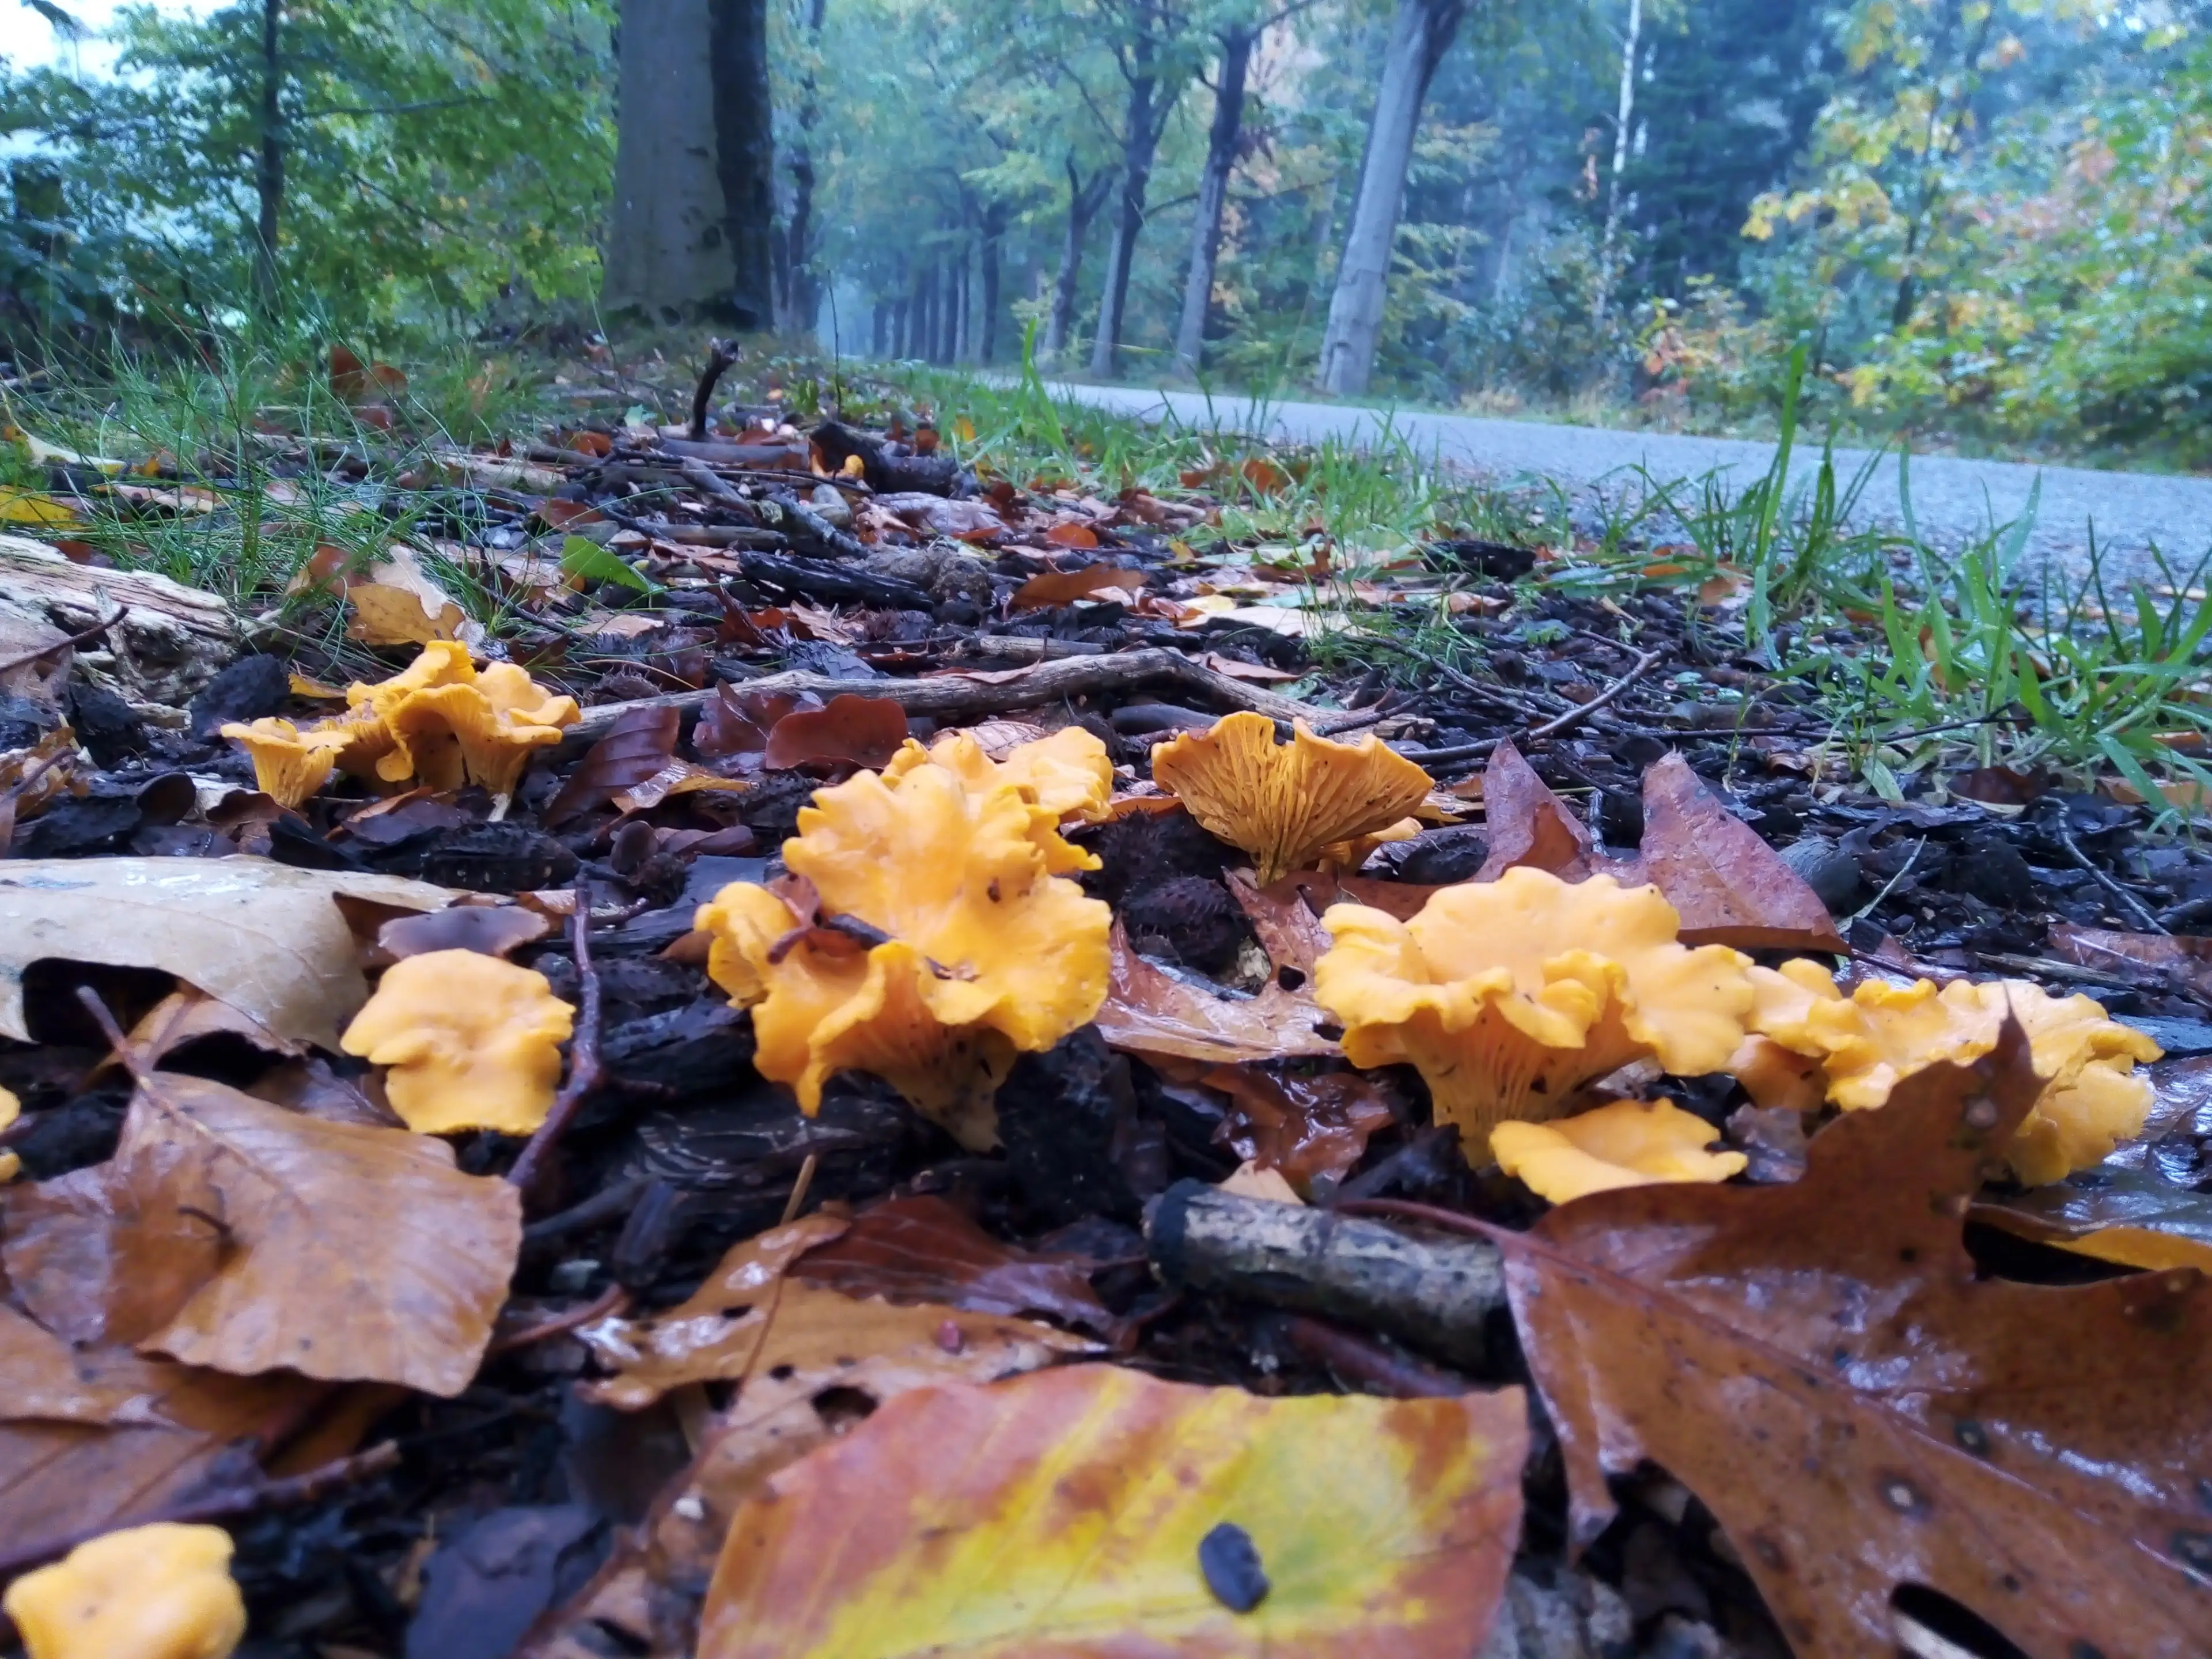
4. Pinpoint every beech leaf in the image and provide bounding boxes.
[543,704,680,825]
[4,1070,522,1397]
[1504,1022,2212,1658]
[697,1365,1527,1659]
[761,693,911,771]
[0,858,456,1050]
